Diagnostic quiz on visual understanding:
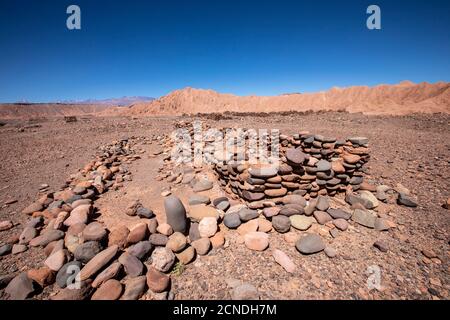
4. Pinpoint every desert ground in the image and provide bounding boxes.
[0,111,448,300]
